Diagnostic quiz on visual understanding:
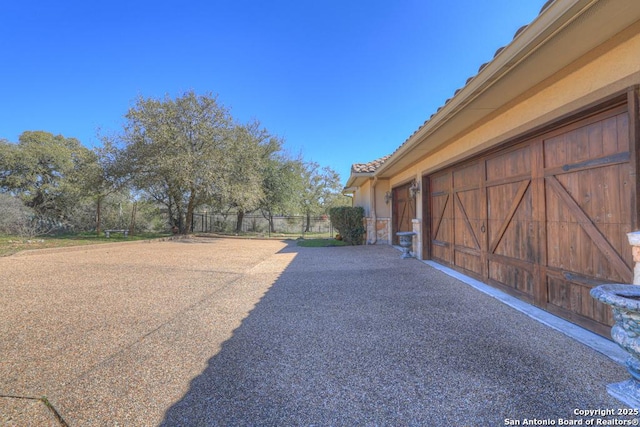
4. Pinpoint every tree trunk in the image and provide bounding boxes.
[129,201,137,236]
[96,197,102,236]
[176,203,185,234]
[236,211,245,233]
[305,212,311,232]
[184,192,195,234]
